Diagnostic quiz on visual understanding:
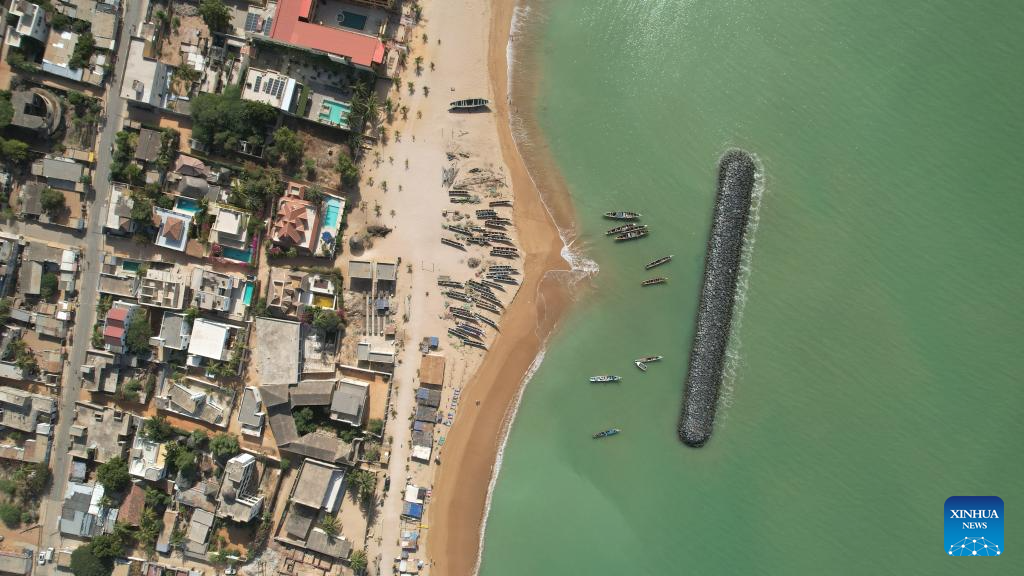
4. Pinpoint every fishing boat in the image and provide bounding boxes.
[605,223,647,236]
[615,228,649,241]
[636,355,663,363]
[644,255,673,270]
[634,361,649,372]
[441,238,466,250]
[589,375,621,383]
[449,98,490,110]
[603,211,642,220]
[592,428,621,439]
[641,277,667,286]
